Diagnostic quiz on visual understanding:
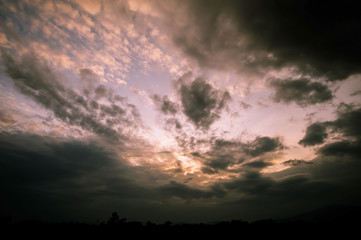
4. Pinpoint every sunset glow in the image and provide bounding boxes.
[1,0,361,223]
